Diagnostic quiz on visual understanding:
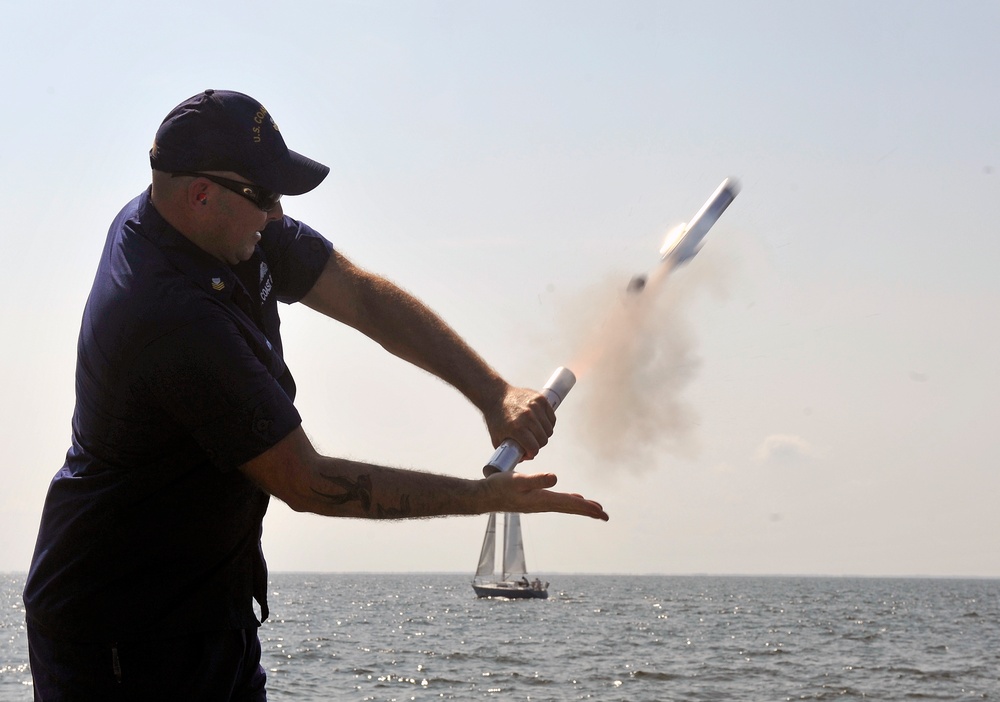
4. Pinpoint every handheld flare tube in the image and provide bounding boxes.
[482,366,576,476]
